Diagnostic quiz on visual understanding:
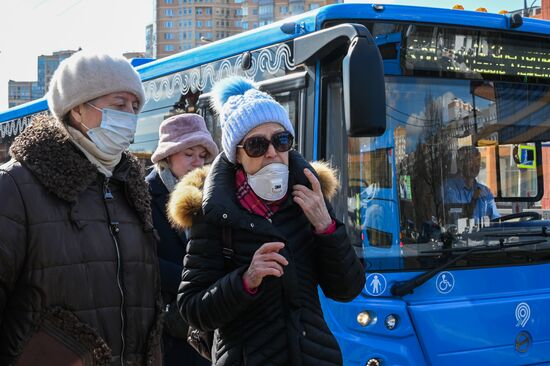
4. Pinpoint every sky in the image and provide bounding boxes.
[0,0,539,110]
